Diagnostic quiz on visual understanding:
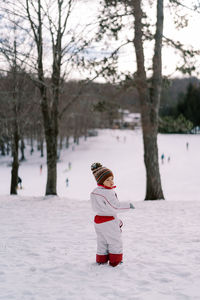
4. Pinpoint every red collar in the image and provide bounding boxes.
[97,184,116,190]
